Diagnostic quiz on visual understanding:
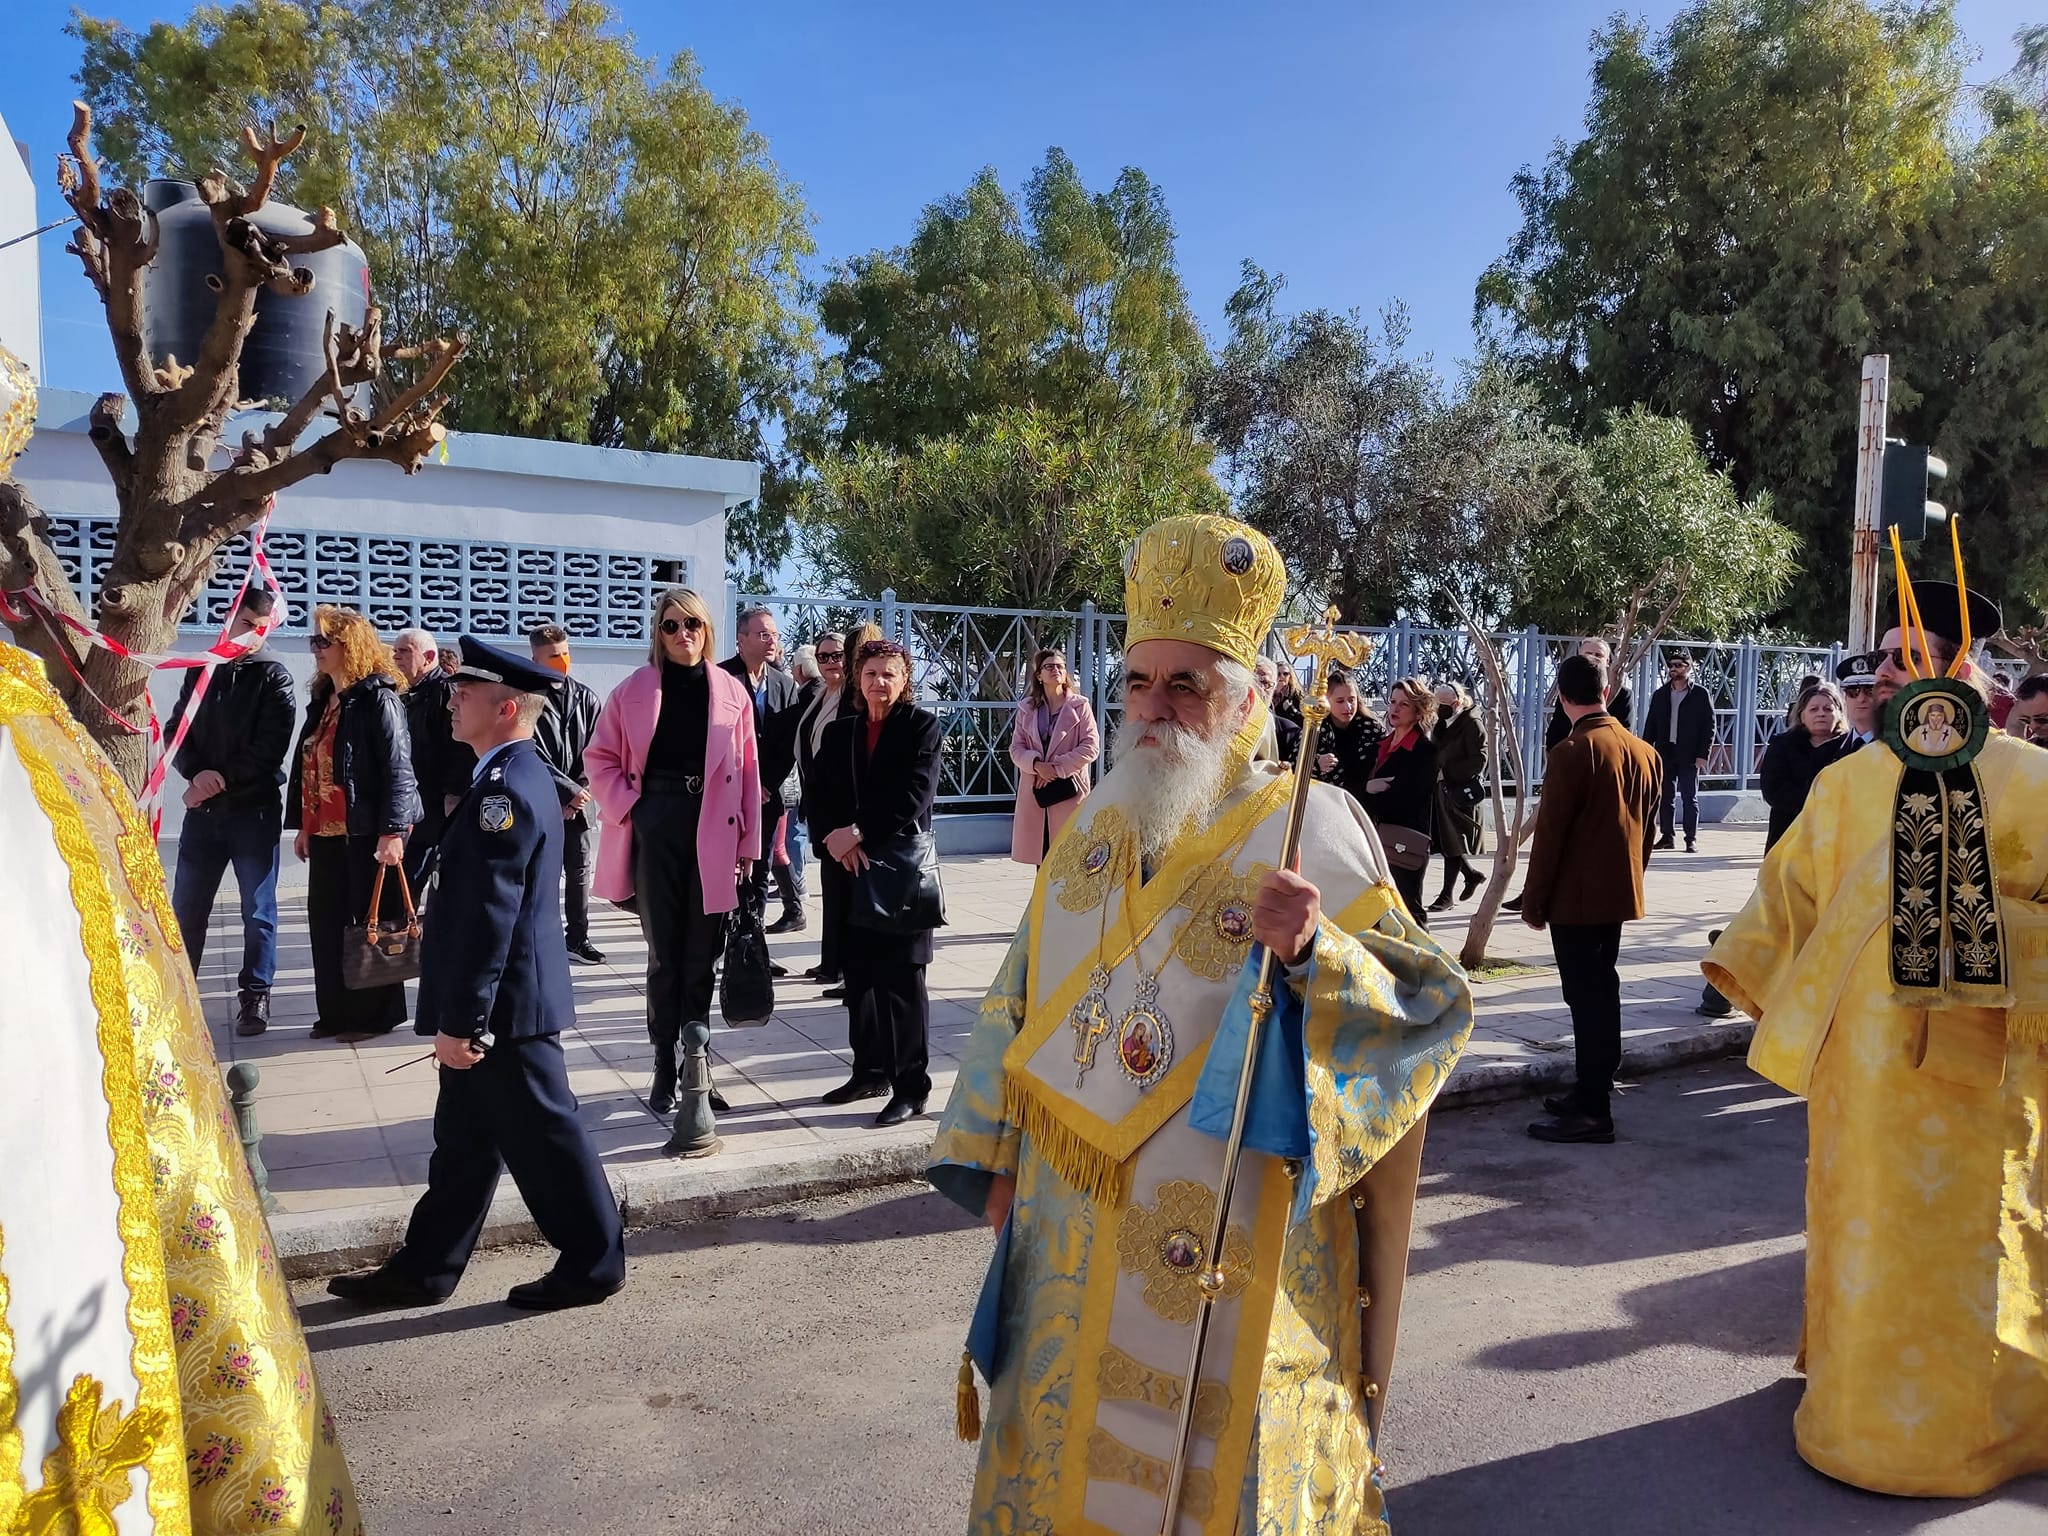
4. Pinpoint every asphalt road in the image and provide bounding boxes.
[300,1061,2048,1535]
